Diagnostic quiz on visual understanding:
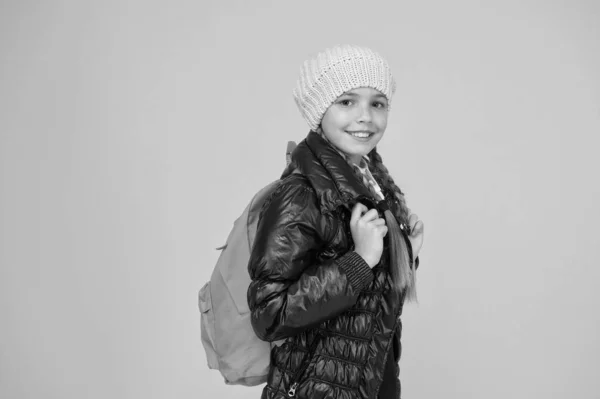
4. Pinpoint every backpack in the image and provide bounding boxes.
[198,141,296,386]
